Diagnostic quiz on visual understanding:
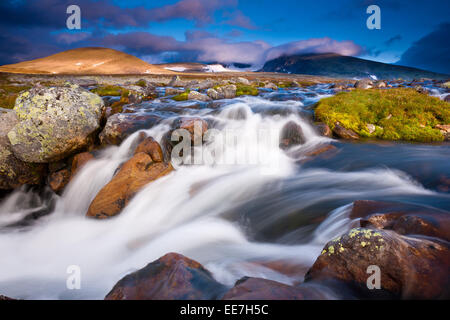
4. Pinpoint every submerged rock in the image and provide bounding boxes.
[7,85,105,163]
[0,112,46,190]
[105,253,227,300]
[86,137,173,219]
